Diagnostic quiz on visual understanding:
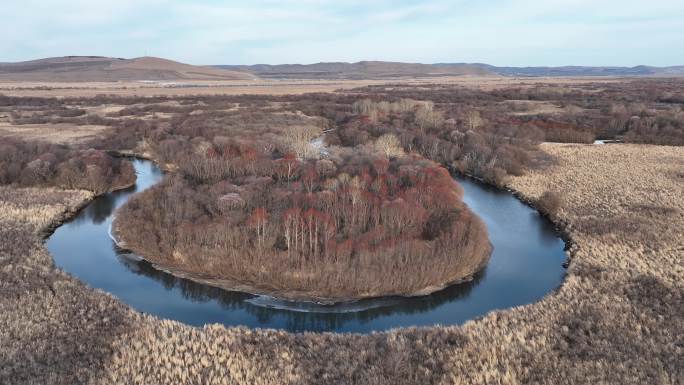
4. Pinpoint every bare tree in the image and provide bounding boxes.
[375,134,404,158]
